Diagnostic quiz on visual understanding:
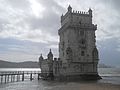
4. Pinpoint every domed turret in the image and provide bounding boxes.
[88,8,92,17]
[47,49,53,60]
[68,5,72,12]
[39,54,44,67]
[39,54,43,60]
